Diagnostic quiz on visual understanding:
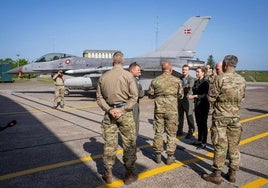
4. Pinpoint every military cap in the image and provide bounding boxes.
[223,55,238,67]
